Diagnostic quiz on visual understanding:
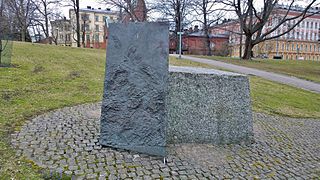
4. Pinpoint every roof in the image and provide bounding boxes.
[186,31,229,38]
[70,8,119,15]
[275,4,320,13]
